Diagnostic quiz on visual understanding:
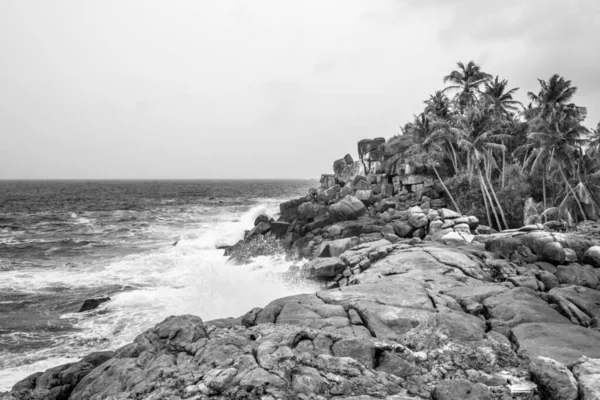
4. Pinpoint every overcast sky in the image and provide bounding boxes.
[1,0,598,179]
